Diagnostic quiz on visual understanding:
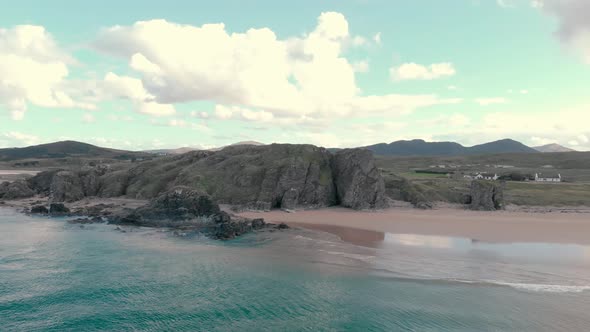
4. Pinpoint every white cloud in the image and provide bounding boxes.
[578,134,589,143]
[352,60,369,73]
[102,72,175,116]
[240,108,274,122]
[214,105,235,119]
[2,131,39,146]
[373,32,382,45]
[475,97,507,106]
[540,0,590,64]
[530,136,555,146]
[390,62,456,80]
[530,0,544,9]
[0,25,94,120]
[94,13,457,121]
[443,104,590,149]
